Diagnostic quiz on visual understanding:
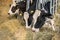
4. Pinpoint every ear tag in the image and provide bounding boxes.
[31,10,34,14]
[20,13,22,16]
